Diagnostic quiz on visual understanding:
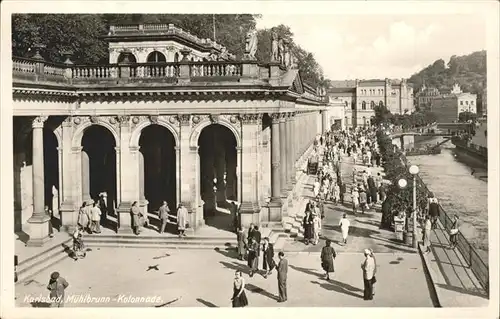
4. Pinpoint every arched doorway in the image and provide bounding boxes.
[138,125,176,214]
[198,124,237,230]
[81,125,117,228]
